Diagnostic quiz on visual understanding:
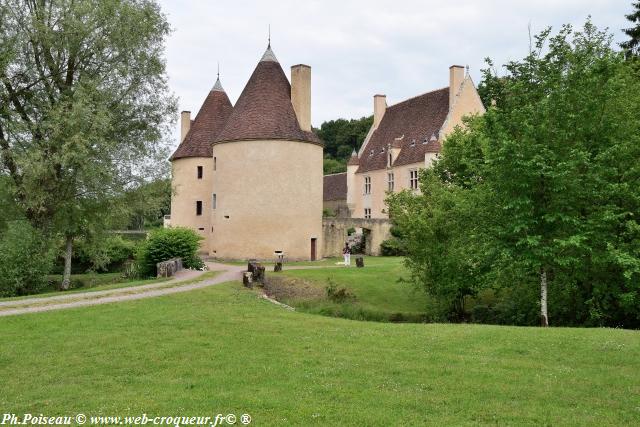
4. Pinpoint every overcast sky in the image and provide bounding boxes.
[159,0,632,148]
